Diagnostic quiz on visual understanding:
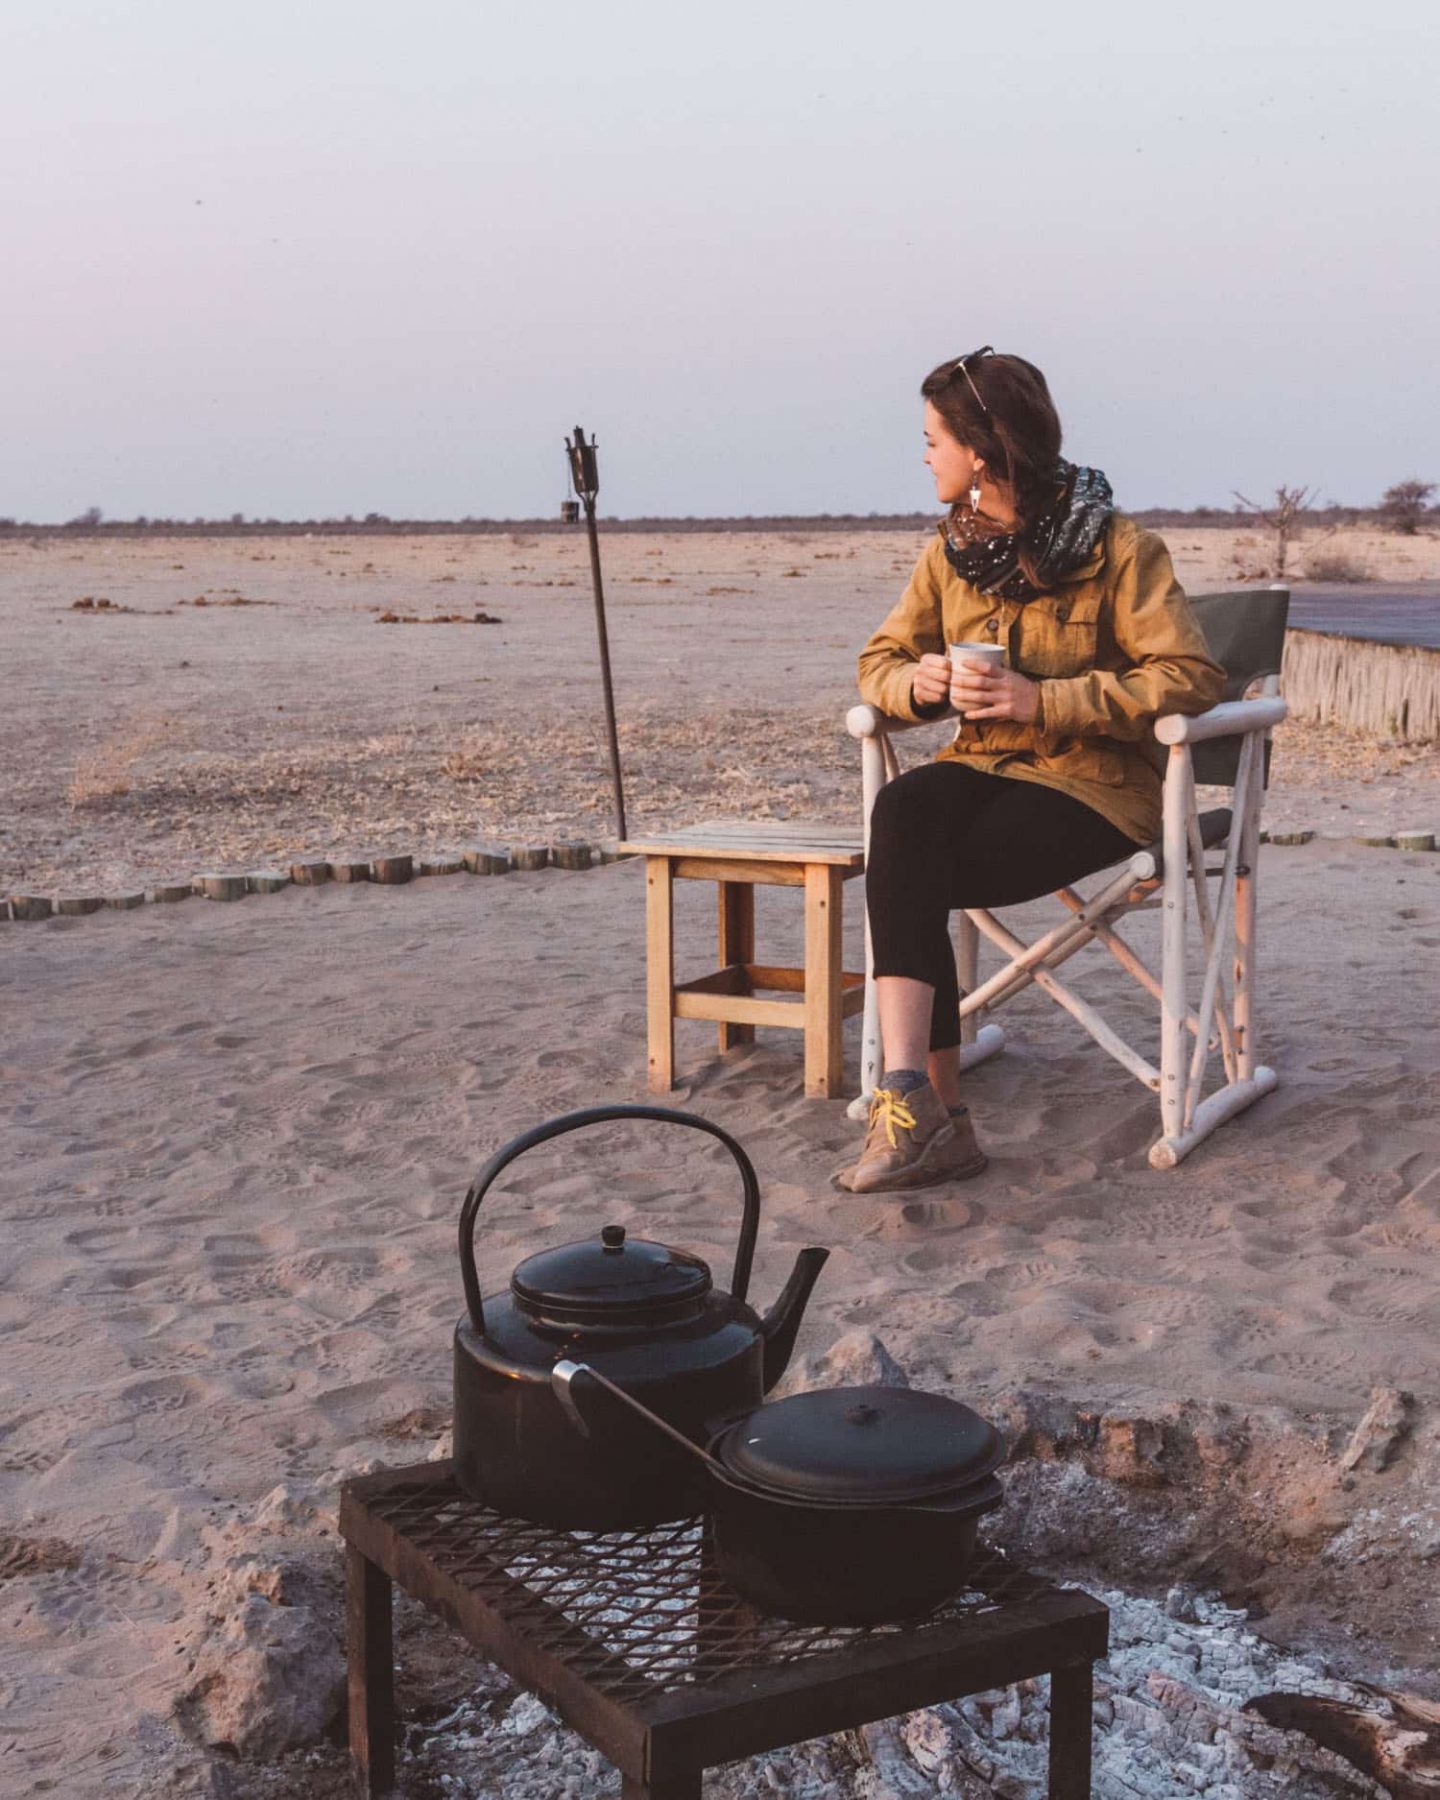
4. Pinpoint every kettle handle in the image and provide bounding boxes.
[458,1104,762,1335]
